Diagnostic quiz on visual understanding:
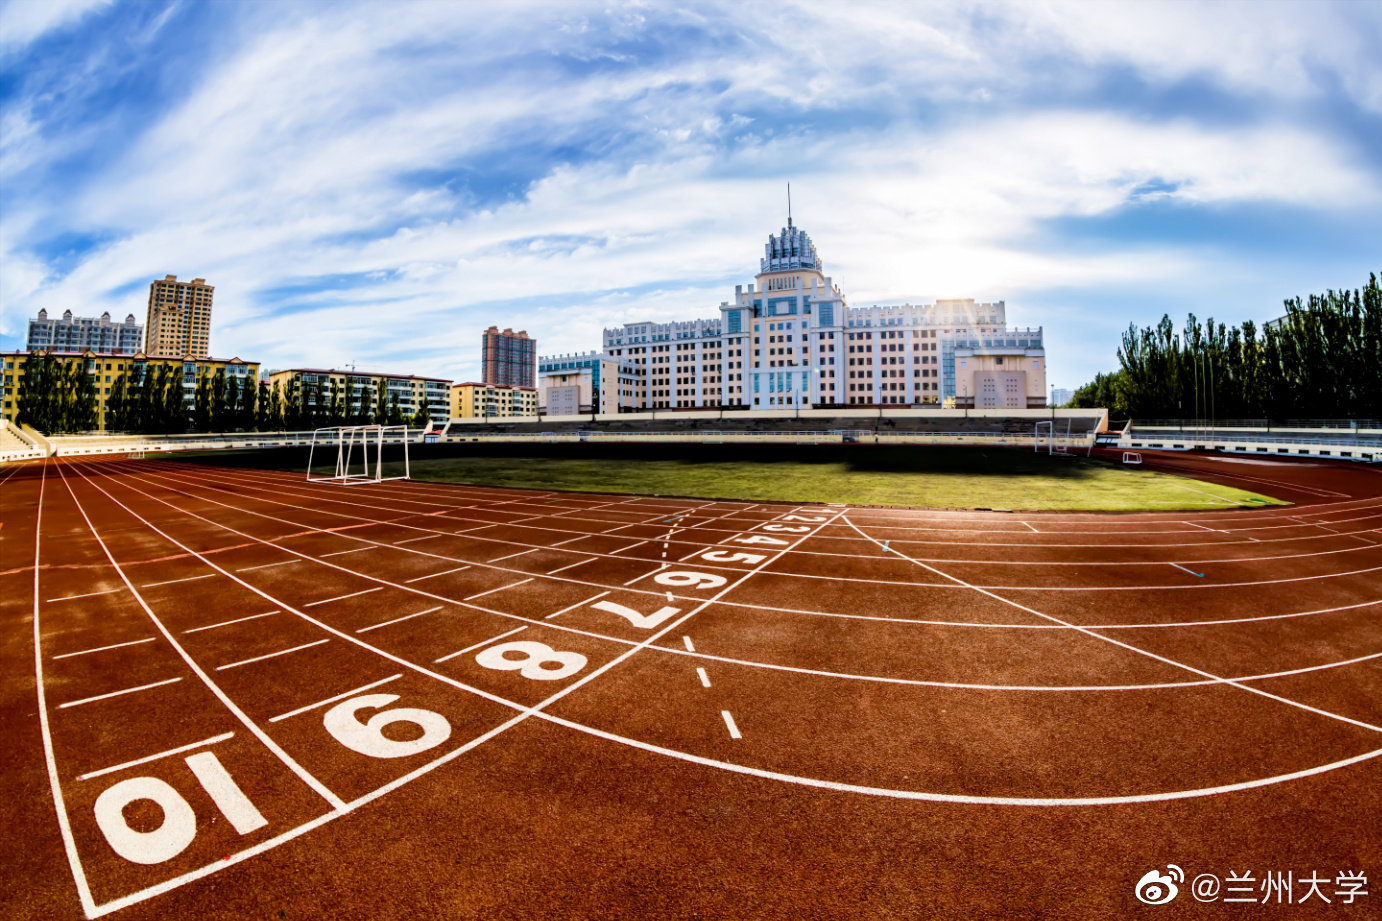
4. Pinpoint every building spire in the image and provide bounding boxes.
[787,181,792,228]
